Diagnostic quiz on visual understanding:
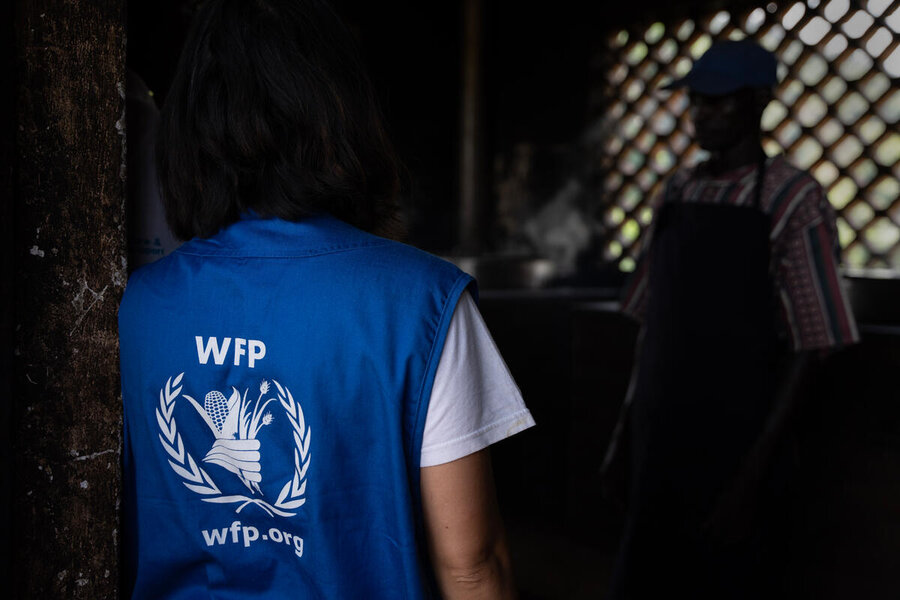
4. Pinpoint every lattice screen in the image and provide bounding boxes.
[595,0,900,272]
